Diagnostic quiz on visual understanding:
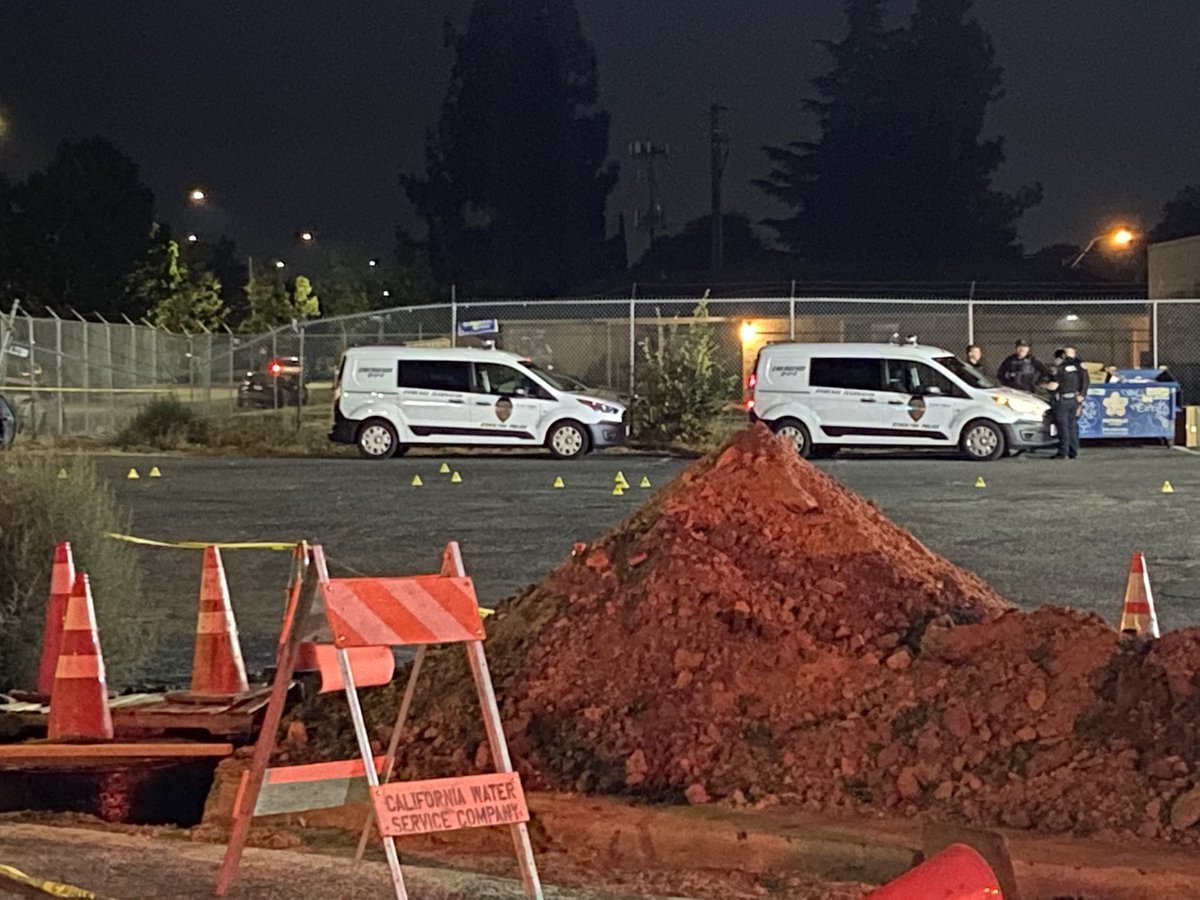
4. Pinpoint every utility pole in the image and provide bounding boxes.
[710,102,730,273]
[629,140,669,258]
